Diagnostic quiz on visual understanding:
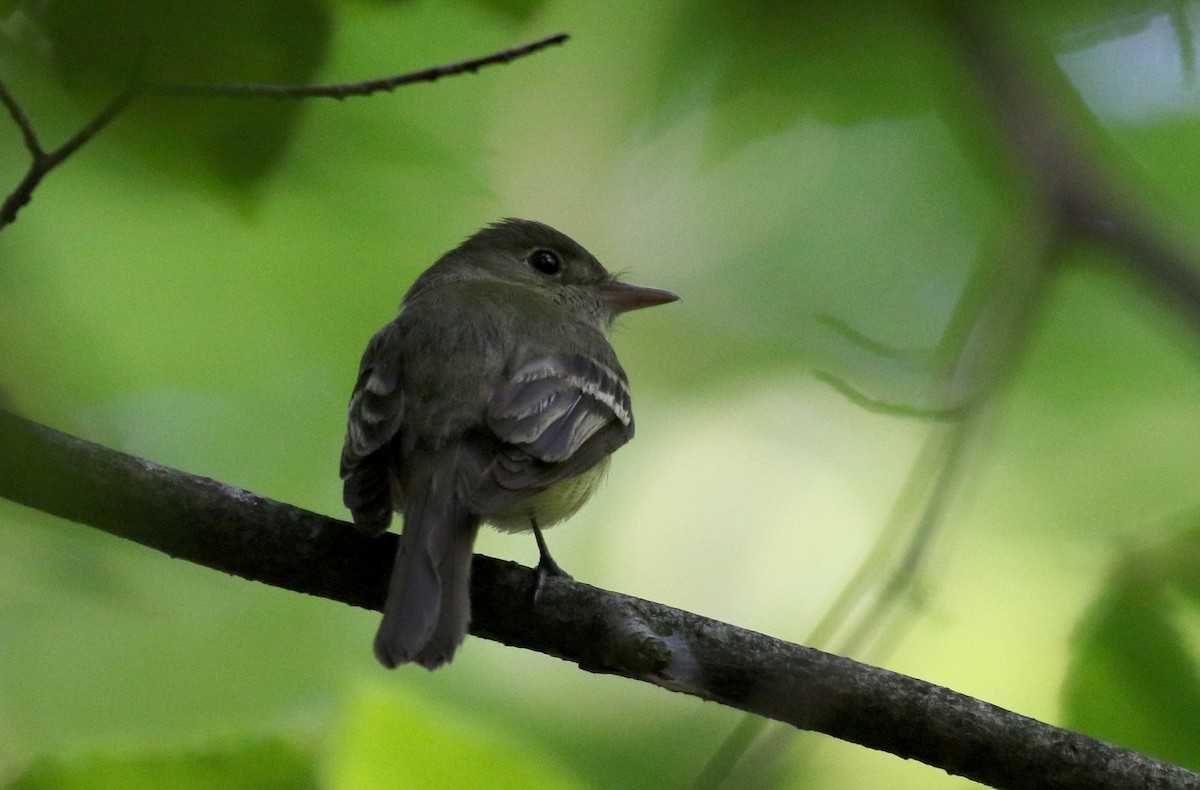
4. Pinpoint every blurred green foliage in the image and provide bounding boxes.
[1063,510,1200,771]
[2,1,1200,788]
[323,682,585,789]
[10,738,316,790]
[19,0,330,187]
